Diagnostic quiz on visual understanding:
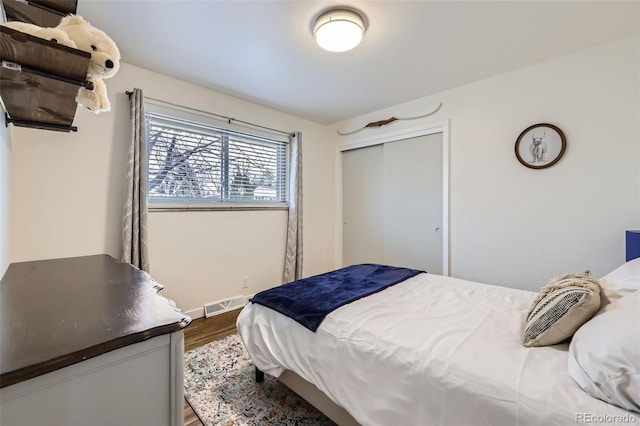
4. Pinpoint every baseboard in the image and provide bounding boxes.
[184,295,253,320]
[184,307,205,320]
